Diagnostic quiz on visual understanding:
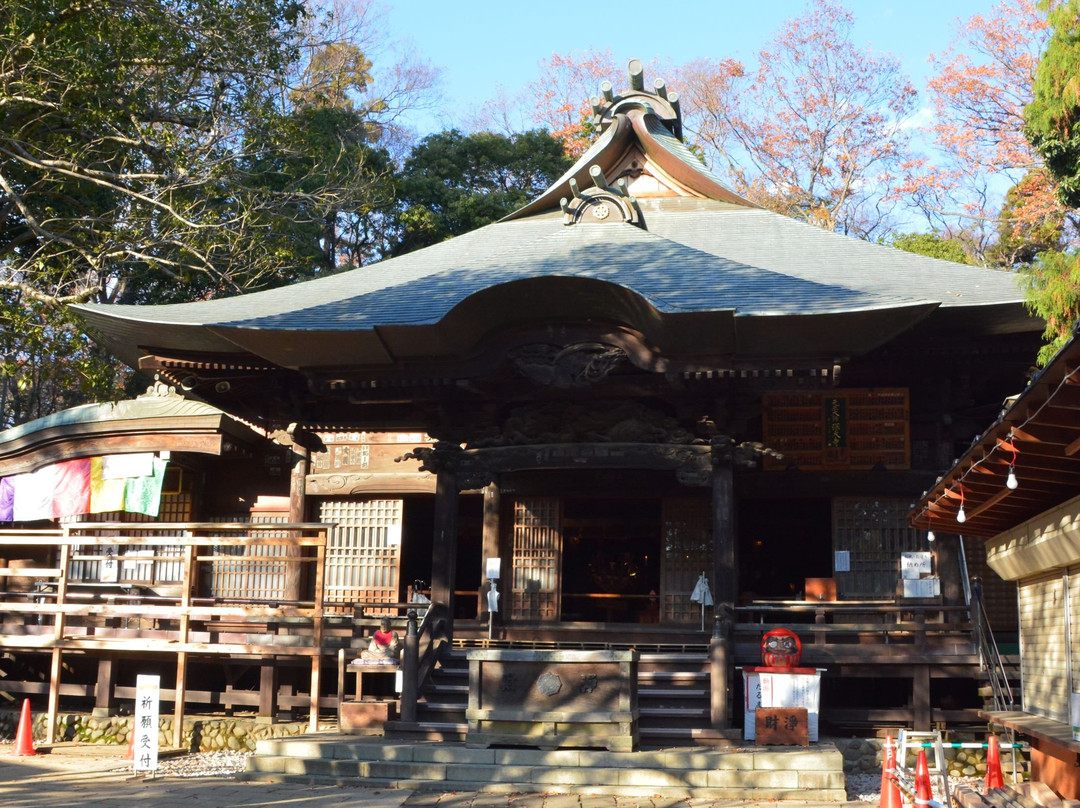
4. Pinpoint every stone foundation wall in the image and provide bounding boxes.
[0,710,319,753]
[0,709,1027,773]
[831,737,1025,778]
